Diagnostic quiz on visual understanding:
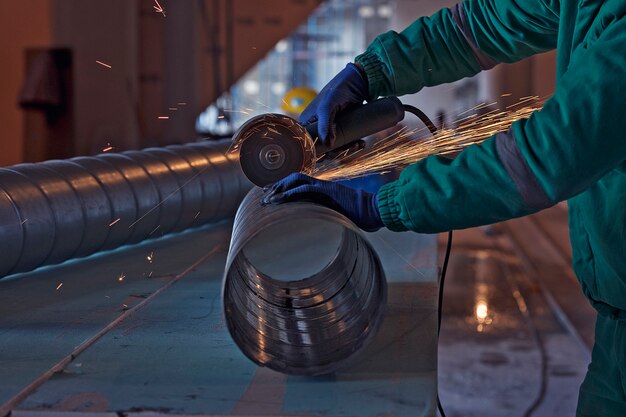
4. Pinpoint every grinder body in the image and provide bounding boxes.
[236,97,405,187]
